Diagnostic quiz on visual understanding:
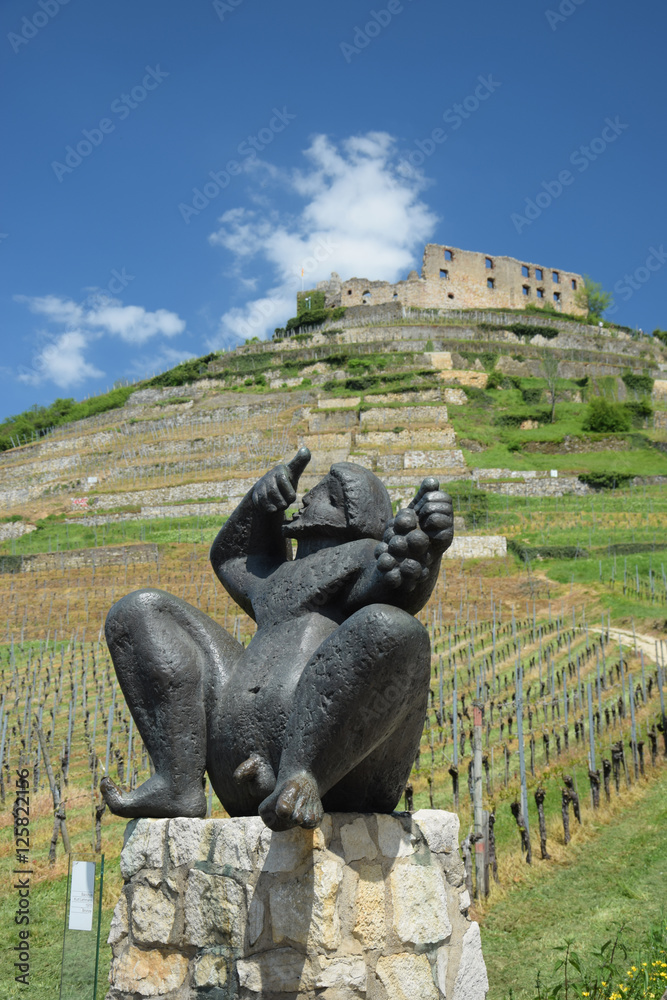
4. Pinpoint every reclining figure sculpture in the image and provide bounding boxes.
[101,447,454,830]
